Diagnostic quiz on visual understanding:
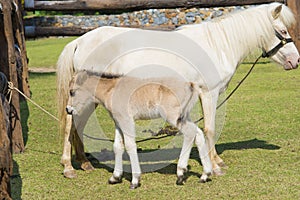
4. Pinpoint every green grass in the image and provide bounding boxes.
[26,37,76,68]
[11,37,300,199]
